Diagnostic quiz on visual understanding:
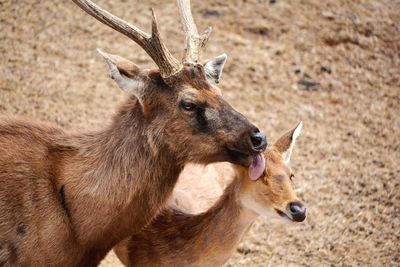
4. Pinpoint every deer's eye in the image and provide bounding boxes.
[289,174,295,181]
[181,101,197,111]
